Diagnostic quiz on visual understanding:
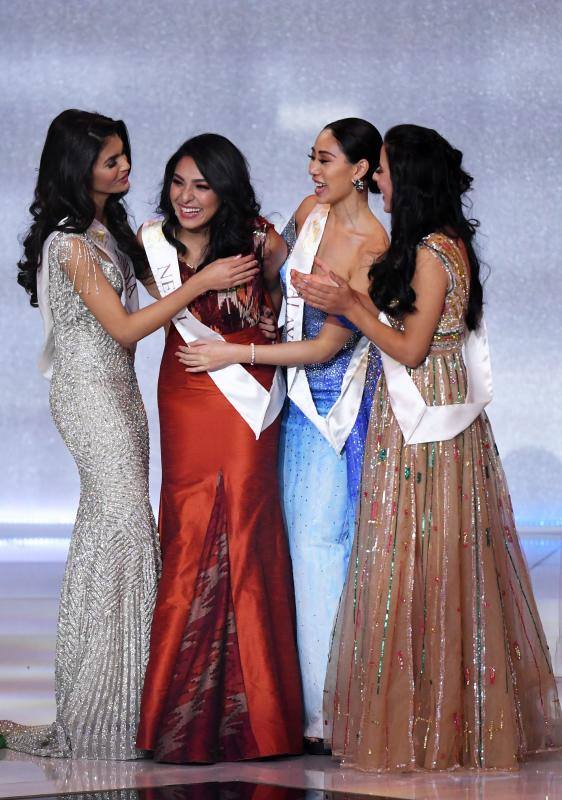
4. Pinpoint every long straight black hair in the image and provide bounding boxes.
[17,109,145,306]
[158,133,261,269]
[369,124,484,330]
